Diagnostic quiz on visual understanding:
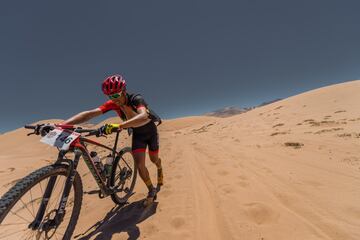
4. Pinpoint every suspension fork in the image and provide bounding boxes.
[29,149,81,230]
